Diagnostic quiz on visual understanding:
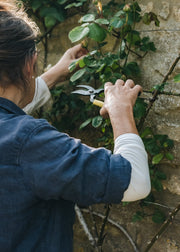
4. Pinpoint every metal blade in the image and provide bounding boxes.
[71,90,90,96]
[76,84,96,91]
